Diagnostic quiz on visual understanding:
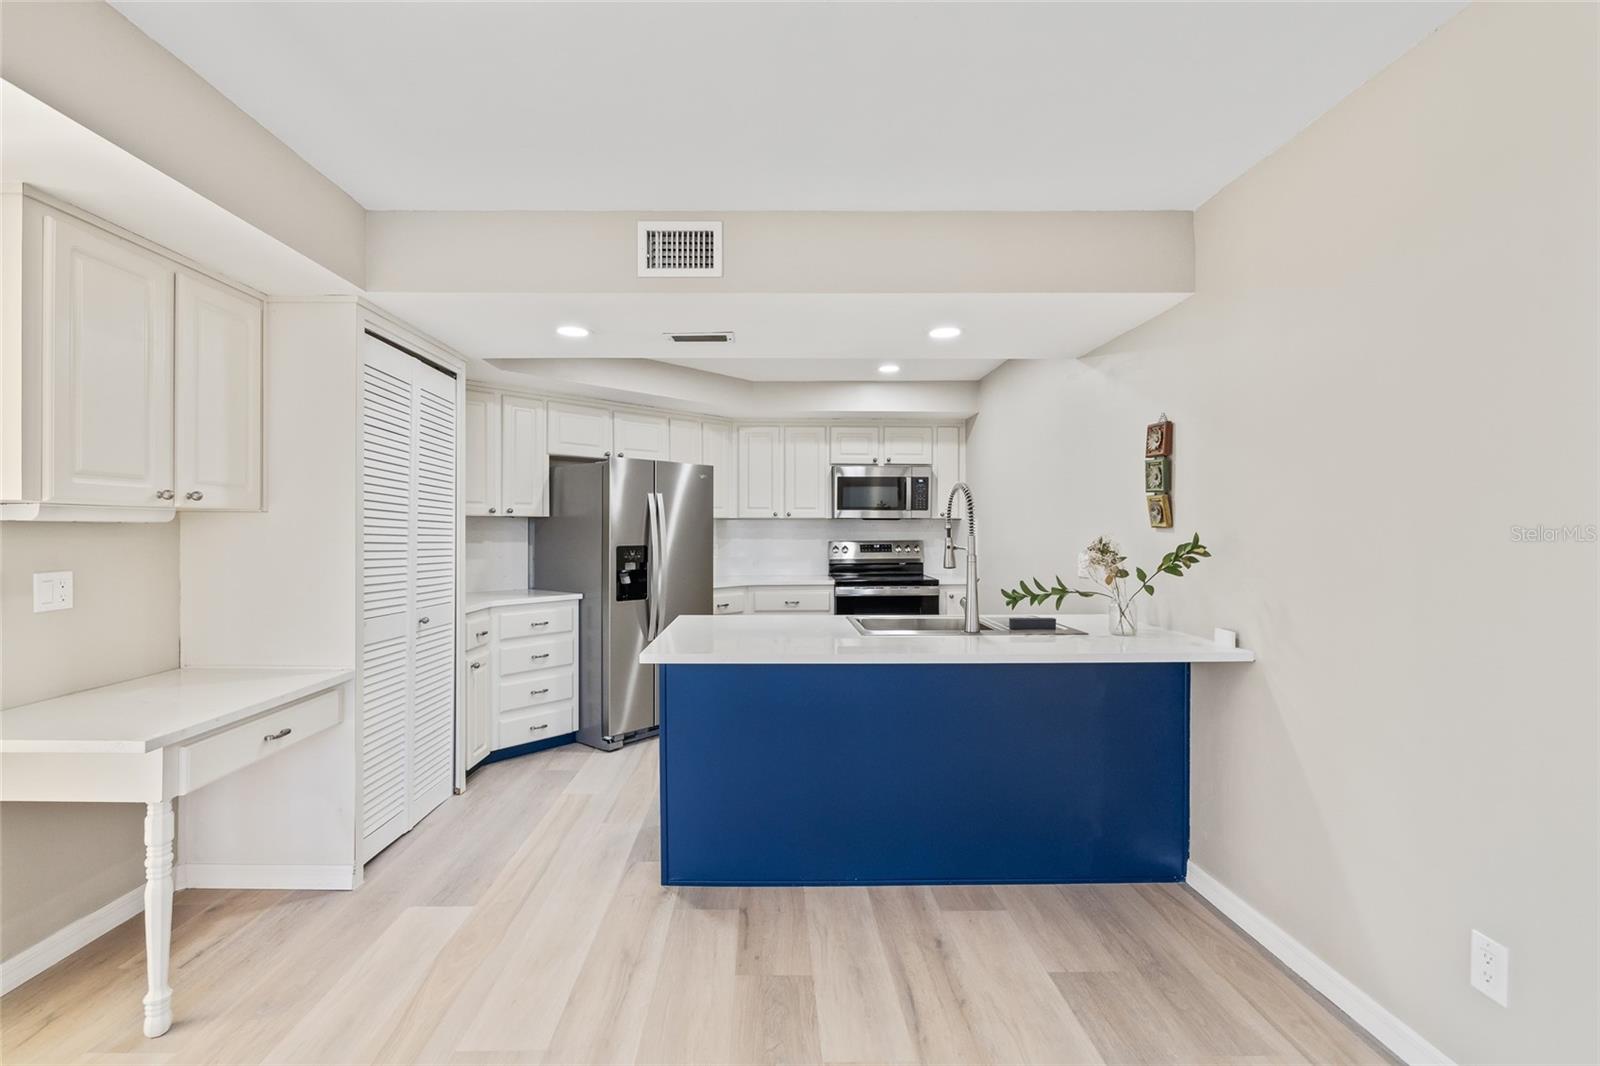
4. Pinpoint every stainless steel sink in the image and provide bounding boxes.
[847,616,1002,635]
